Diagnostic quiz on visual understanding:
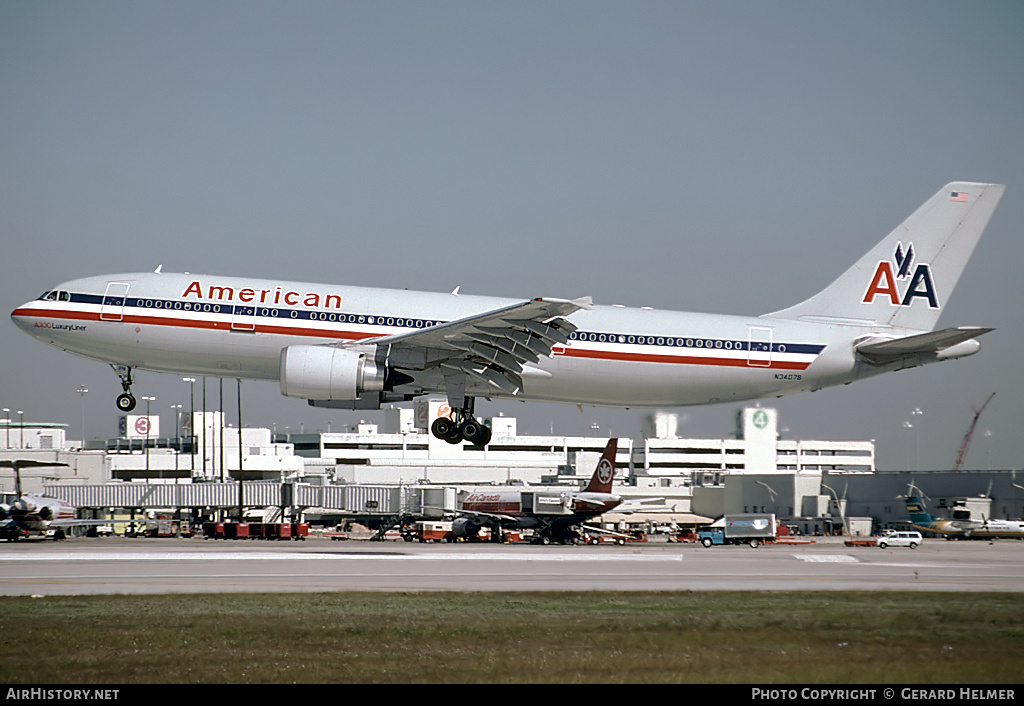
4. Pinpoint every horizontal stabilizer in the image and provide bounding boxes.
[856,327,993,365]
